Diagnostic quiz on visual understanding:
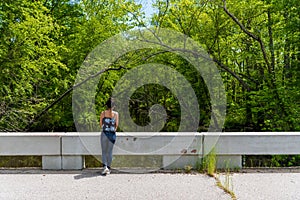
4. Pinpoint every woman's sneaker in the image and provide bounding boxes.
[102,166,110,175]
